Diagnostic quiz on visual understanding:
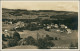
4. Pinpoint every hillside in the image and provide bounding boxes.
[2,8,78,30]
[2,8,78,20]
